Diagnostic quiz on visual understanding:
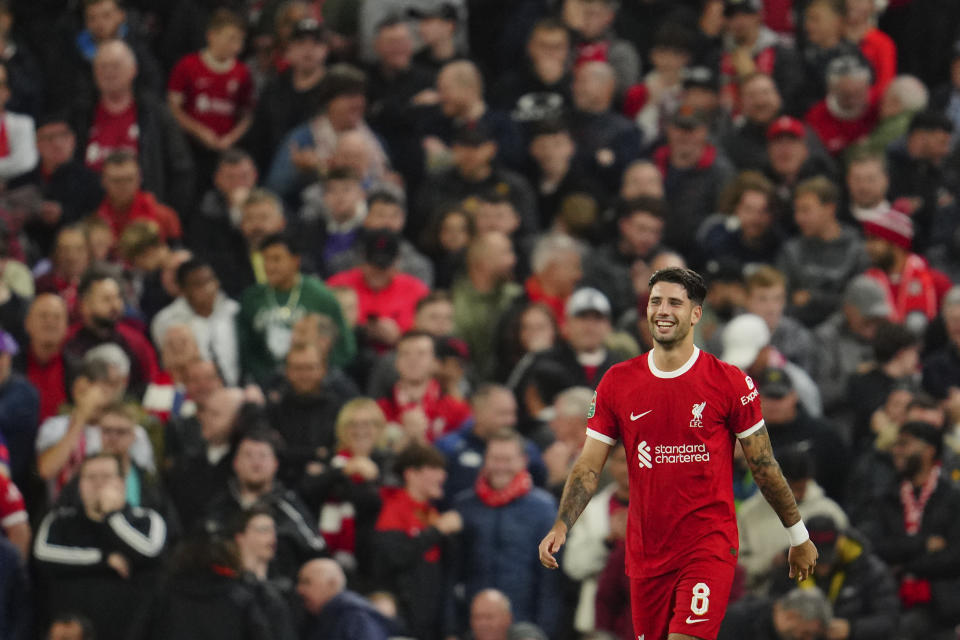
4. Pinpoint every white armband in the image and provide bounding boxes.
[786,520,809,547]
